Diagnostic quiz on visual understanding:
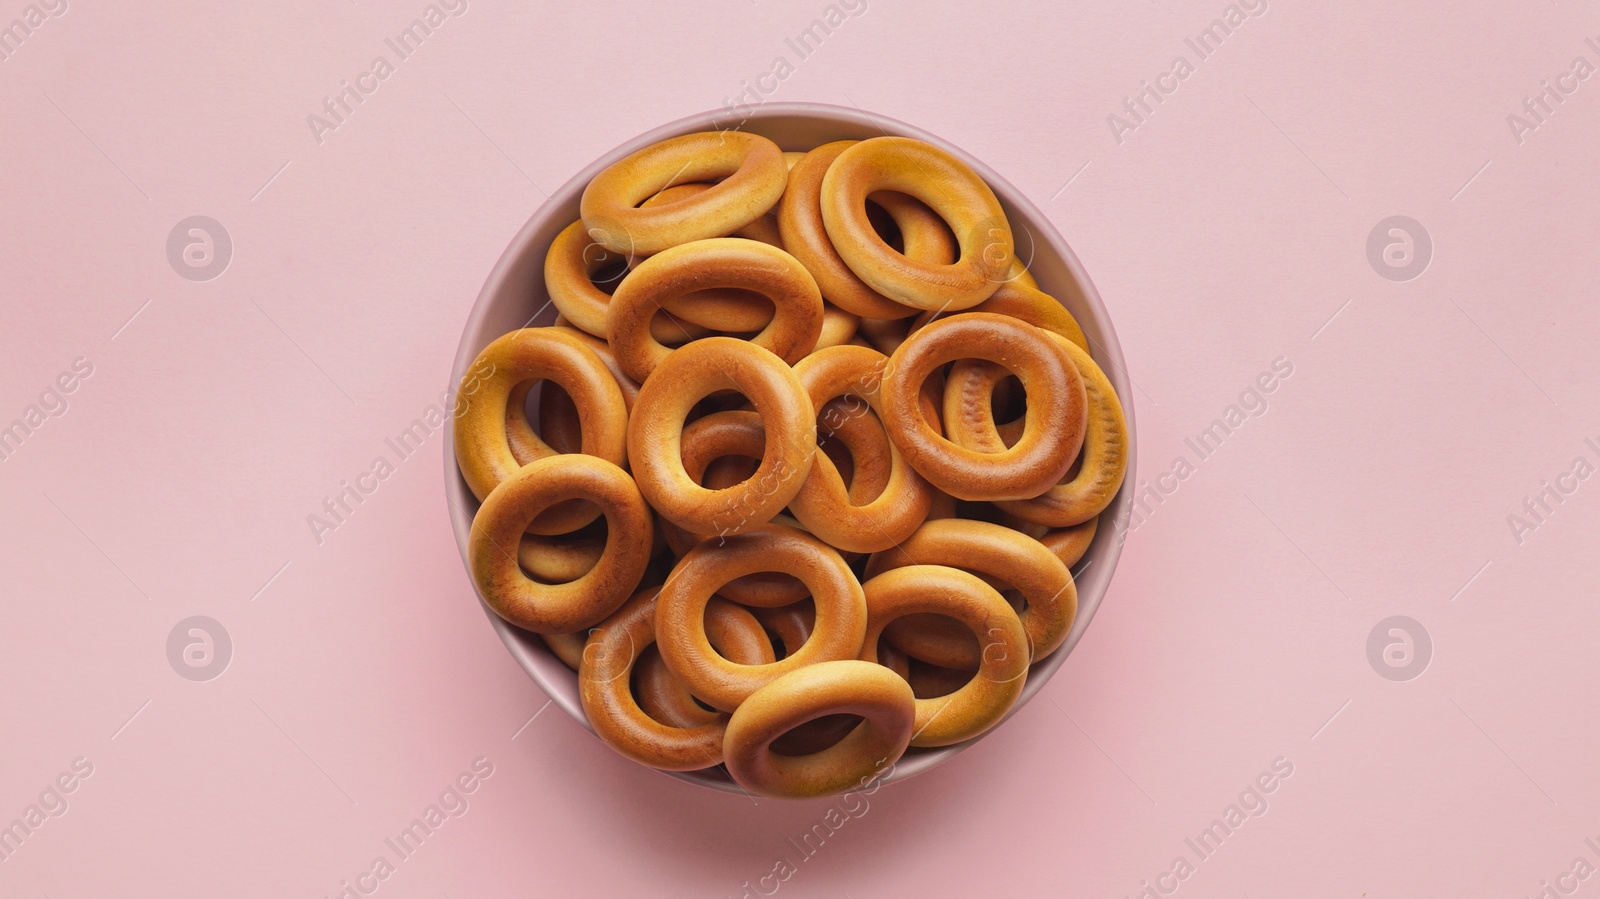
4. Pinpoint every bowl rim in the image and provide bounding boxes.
[442,100,1137,796]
